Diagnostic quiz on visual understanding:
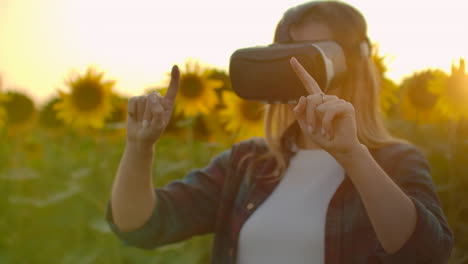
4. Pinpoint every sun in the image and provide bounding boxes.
[429,58,468,121]
[54,67,115,129]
